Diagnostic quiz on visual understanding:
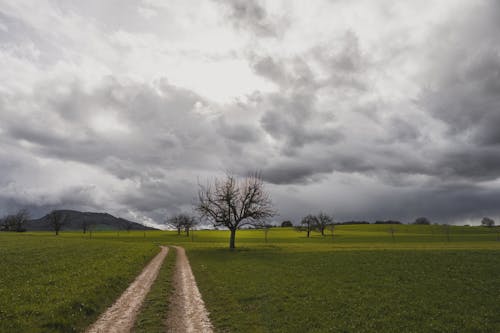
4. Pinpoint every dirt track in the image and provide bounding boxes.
[86,246,169,333]
[165,246,213,333]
